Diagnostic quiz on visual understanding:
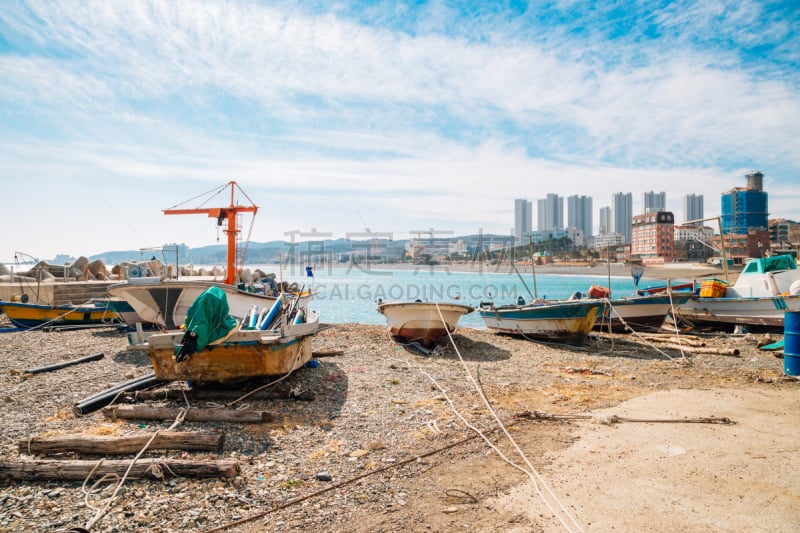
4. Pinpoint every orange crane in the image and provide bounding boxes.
[163,181,259,285]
